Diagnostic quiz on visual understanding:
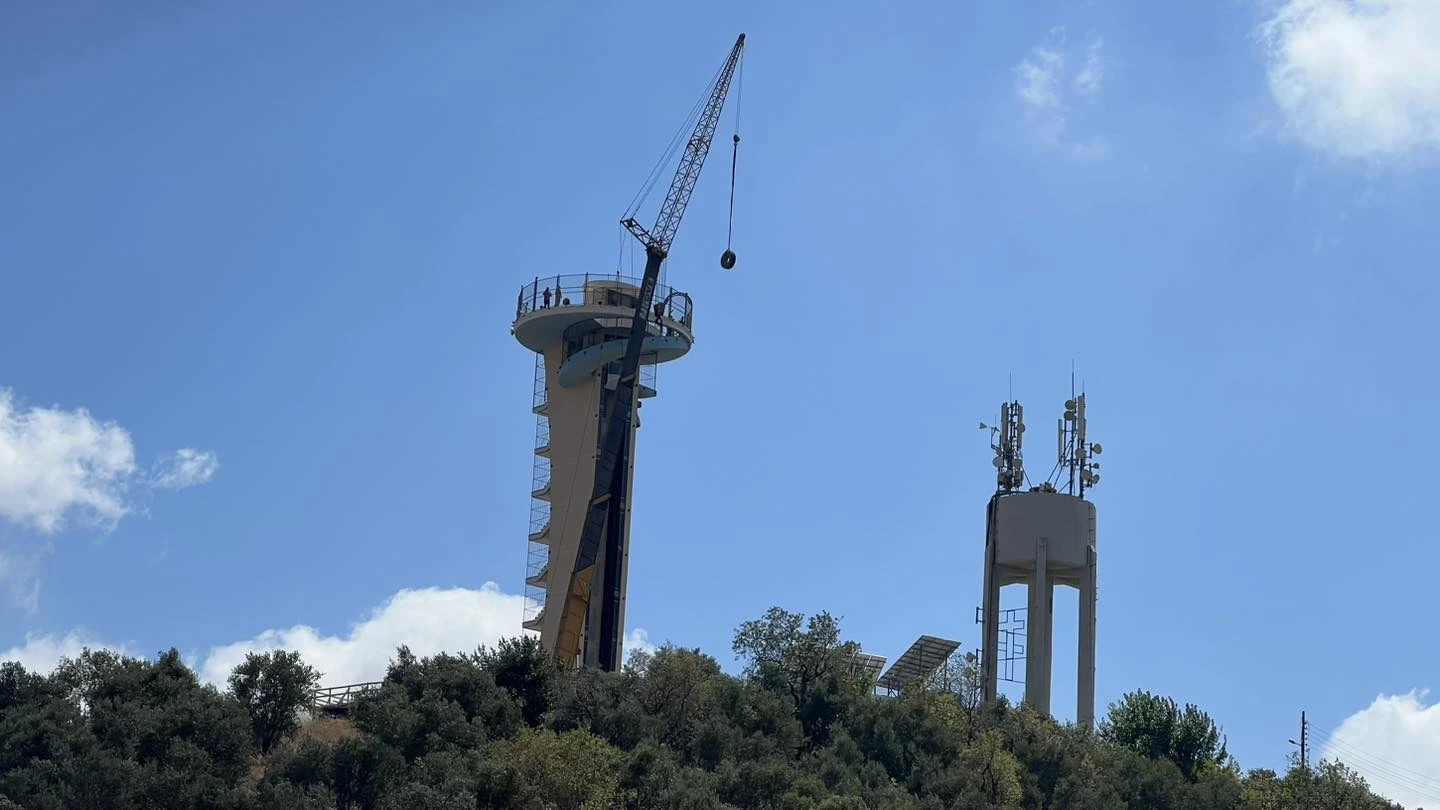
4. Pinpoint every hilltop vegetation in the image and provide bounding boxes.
[0,606,1403,809]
